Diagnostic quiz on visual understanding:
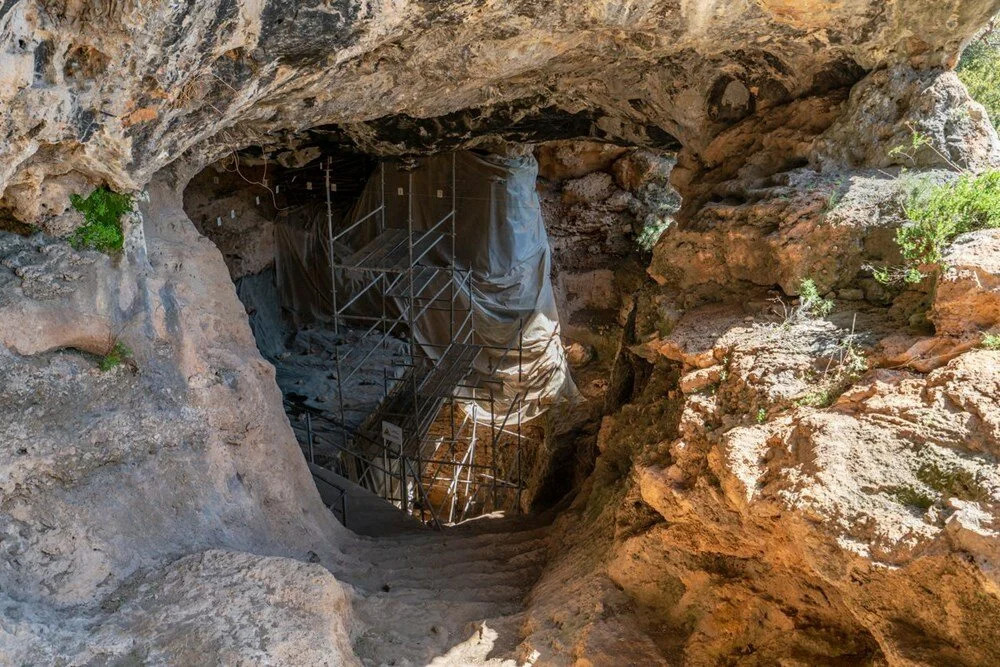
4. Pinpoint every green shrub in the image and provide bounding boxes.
[68,187,132,253]
[916,462,989,503]
[798,278,834,317]
[797,388,833,408]
[871,264,925,286]
[795,336,867,409]
[99,342,132,372]
[899,170,1000,264]
[887,129,934,165]
[887,485,935,511]
[755,408,767,424]
[873,170,1000,285]
[958,35,1000,129]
